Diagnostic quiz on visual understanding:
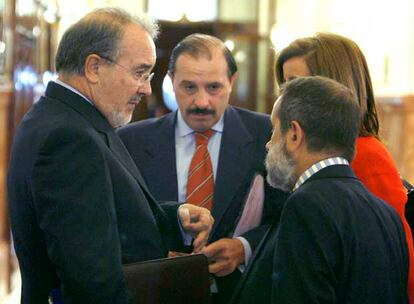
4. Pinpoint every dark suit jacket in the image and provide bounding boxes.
[231,165,409,304]
[7,82,184,304]
[118,106,287,302]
